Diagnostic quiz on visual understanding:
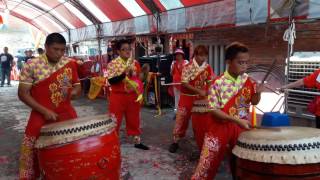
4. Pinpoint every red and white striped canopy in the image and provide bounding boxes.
[0,0,319,40]
[0,0,216,33]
